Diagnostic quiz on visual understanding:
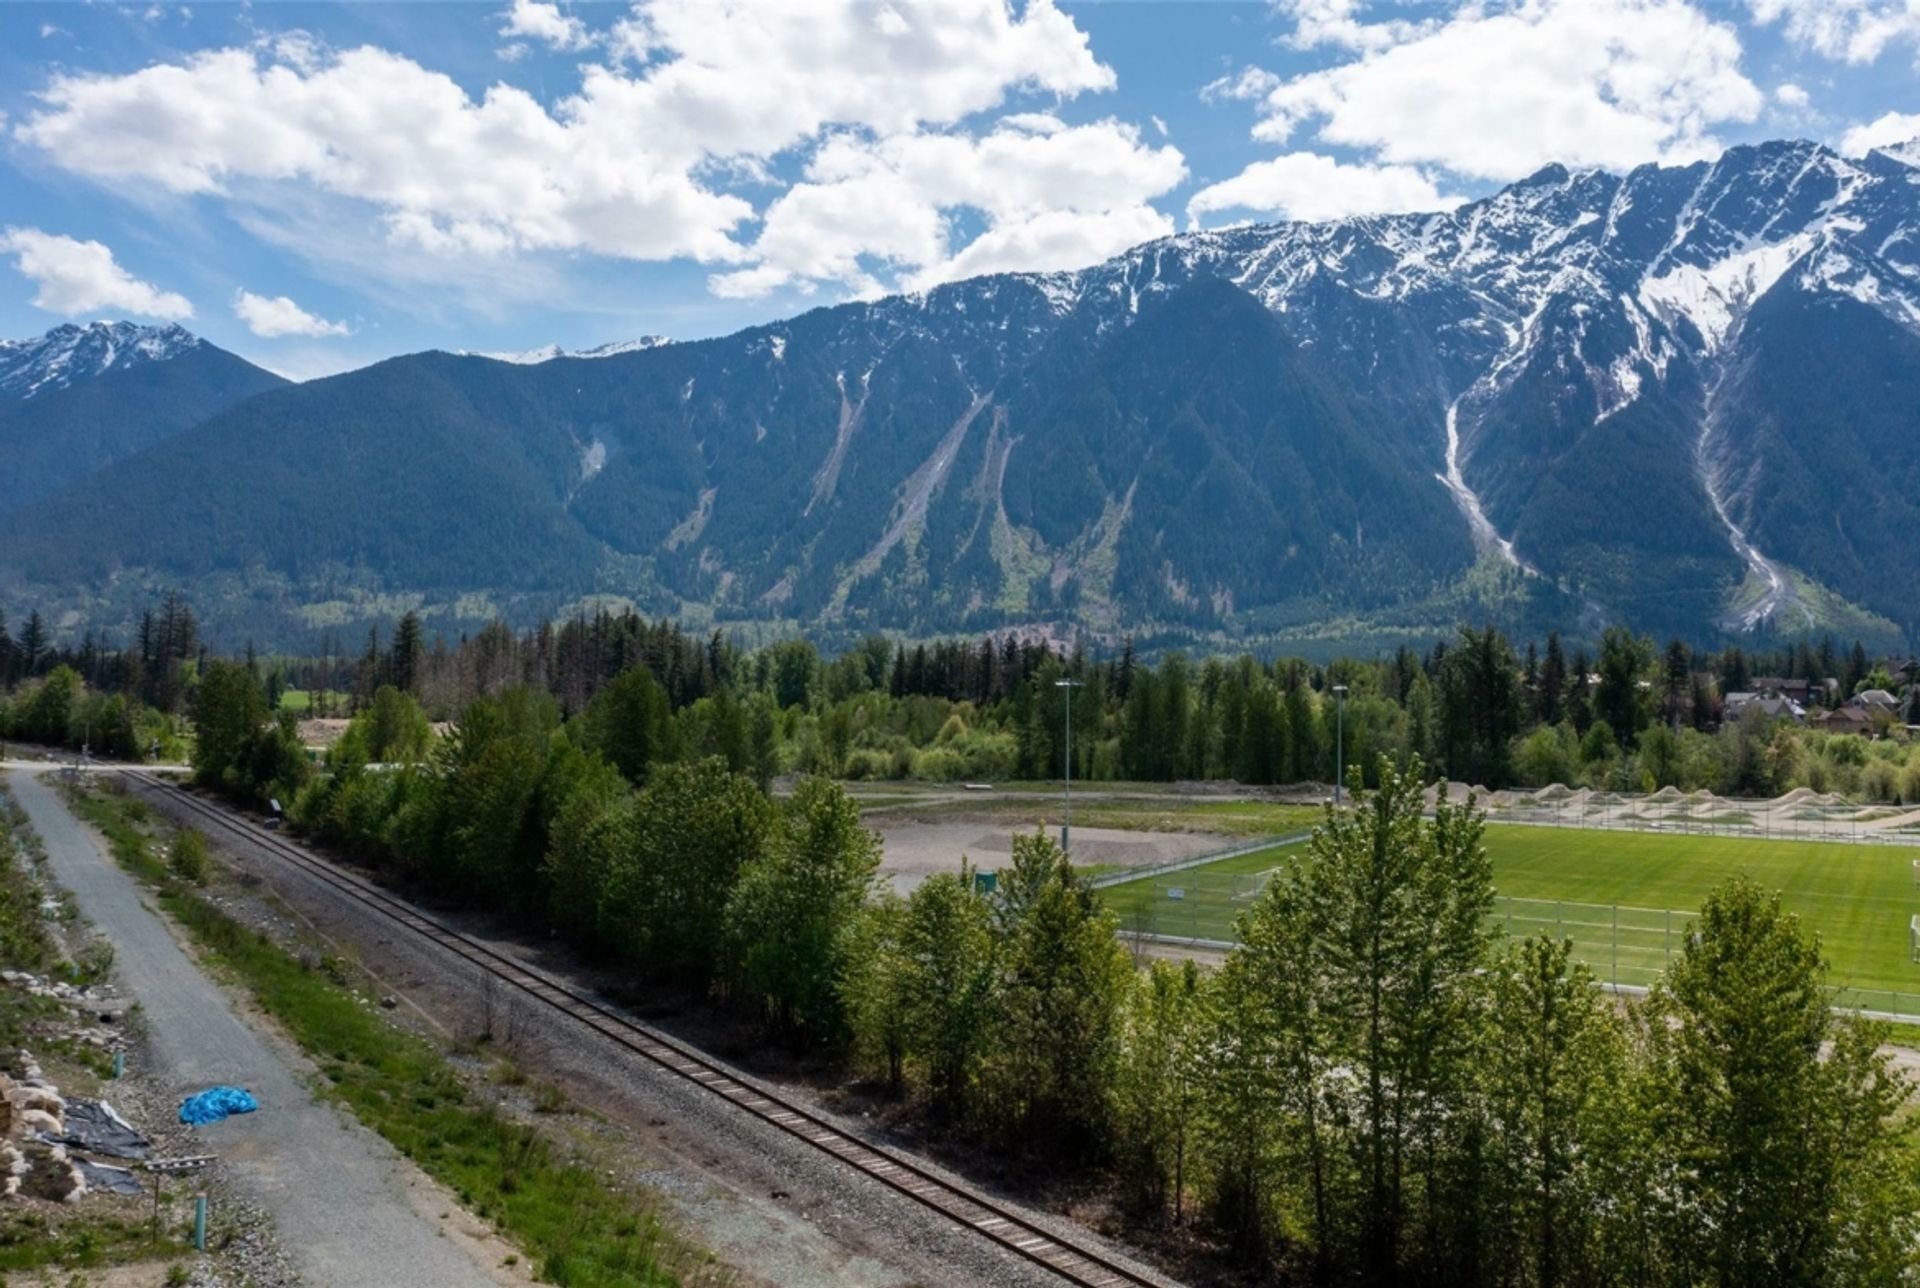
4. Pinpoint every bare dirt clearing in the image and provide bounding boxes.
[875,820,1225,894]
